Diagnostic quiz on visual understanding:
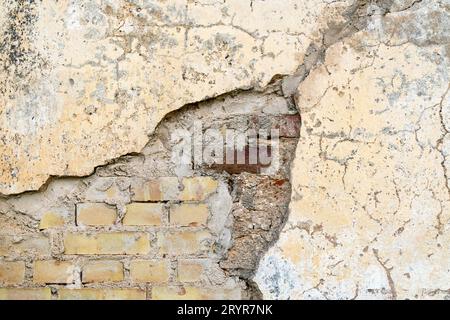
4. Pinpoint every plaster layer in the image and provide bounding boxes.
[256,0,450,299]
[0,87,298,300]
[0,0,352,195]
[2,0,450,301]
